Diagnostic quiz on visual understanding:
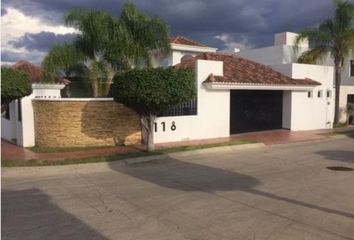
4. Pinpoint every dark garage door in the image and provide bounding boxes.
[230,90,283,134]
